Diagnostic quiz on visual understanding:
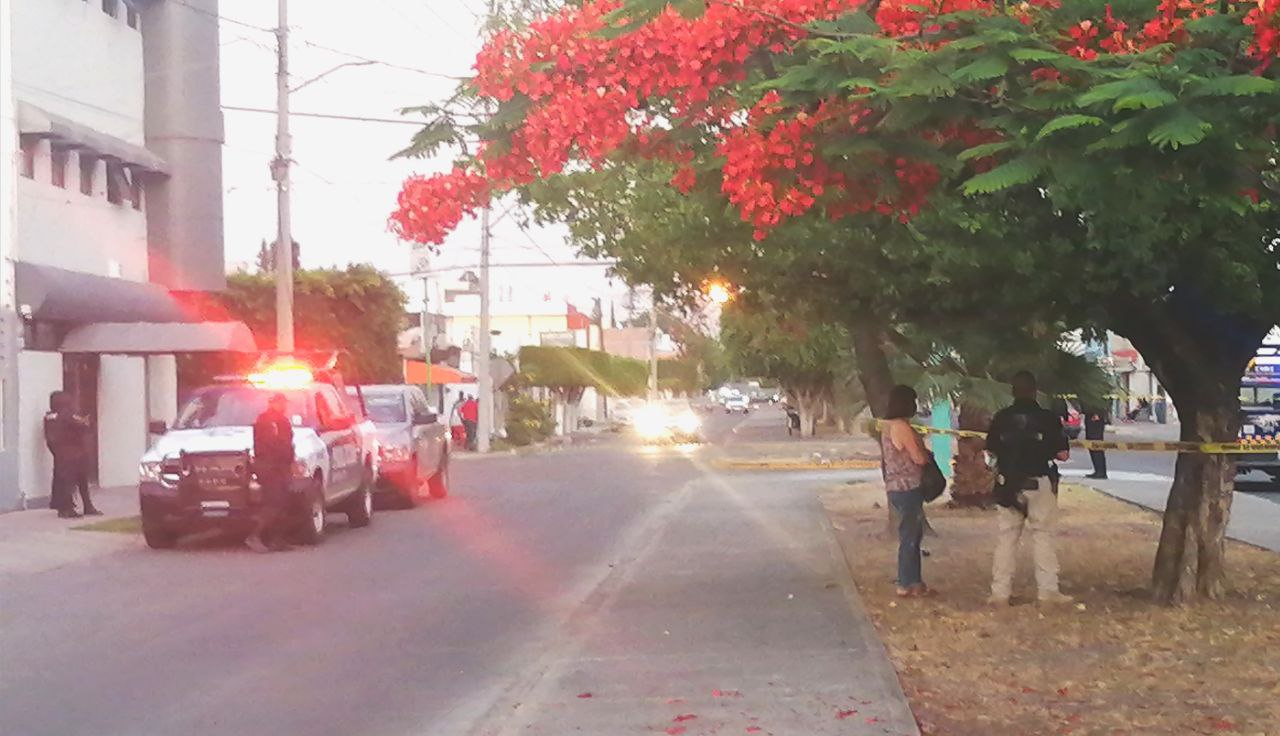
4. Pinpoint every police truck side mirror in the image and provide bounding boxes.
[324,414,356,432]
[413,410,437,426]
[148,420,167,435]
